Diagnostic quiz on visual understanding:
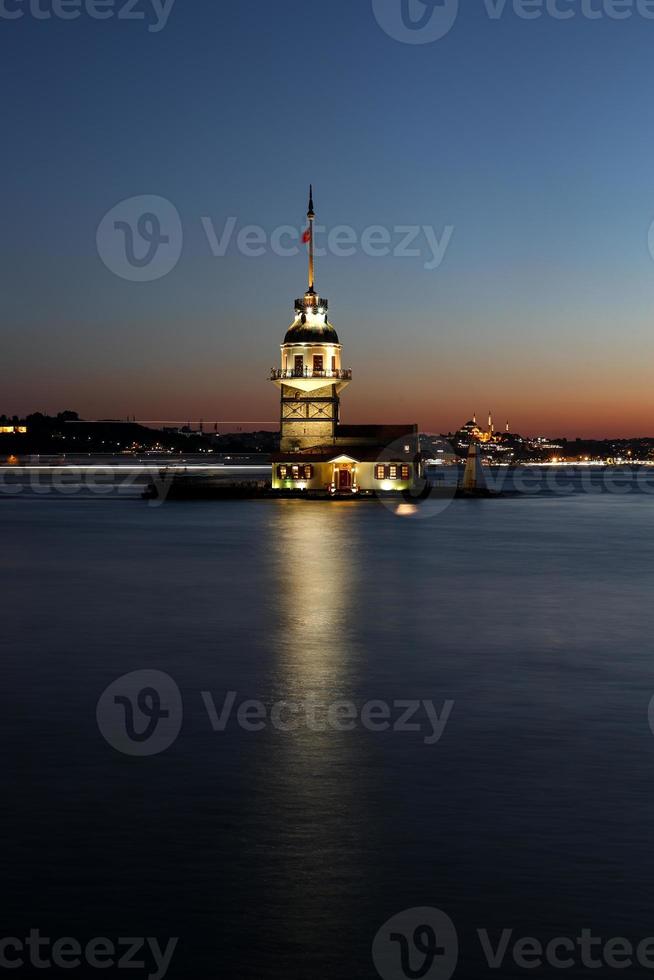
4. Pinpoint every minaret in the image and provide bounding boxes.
[270,187,351,453]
